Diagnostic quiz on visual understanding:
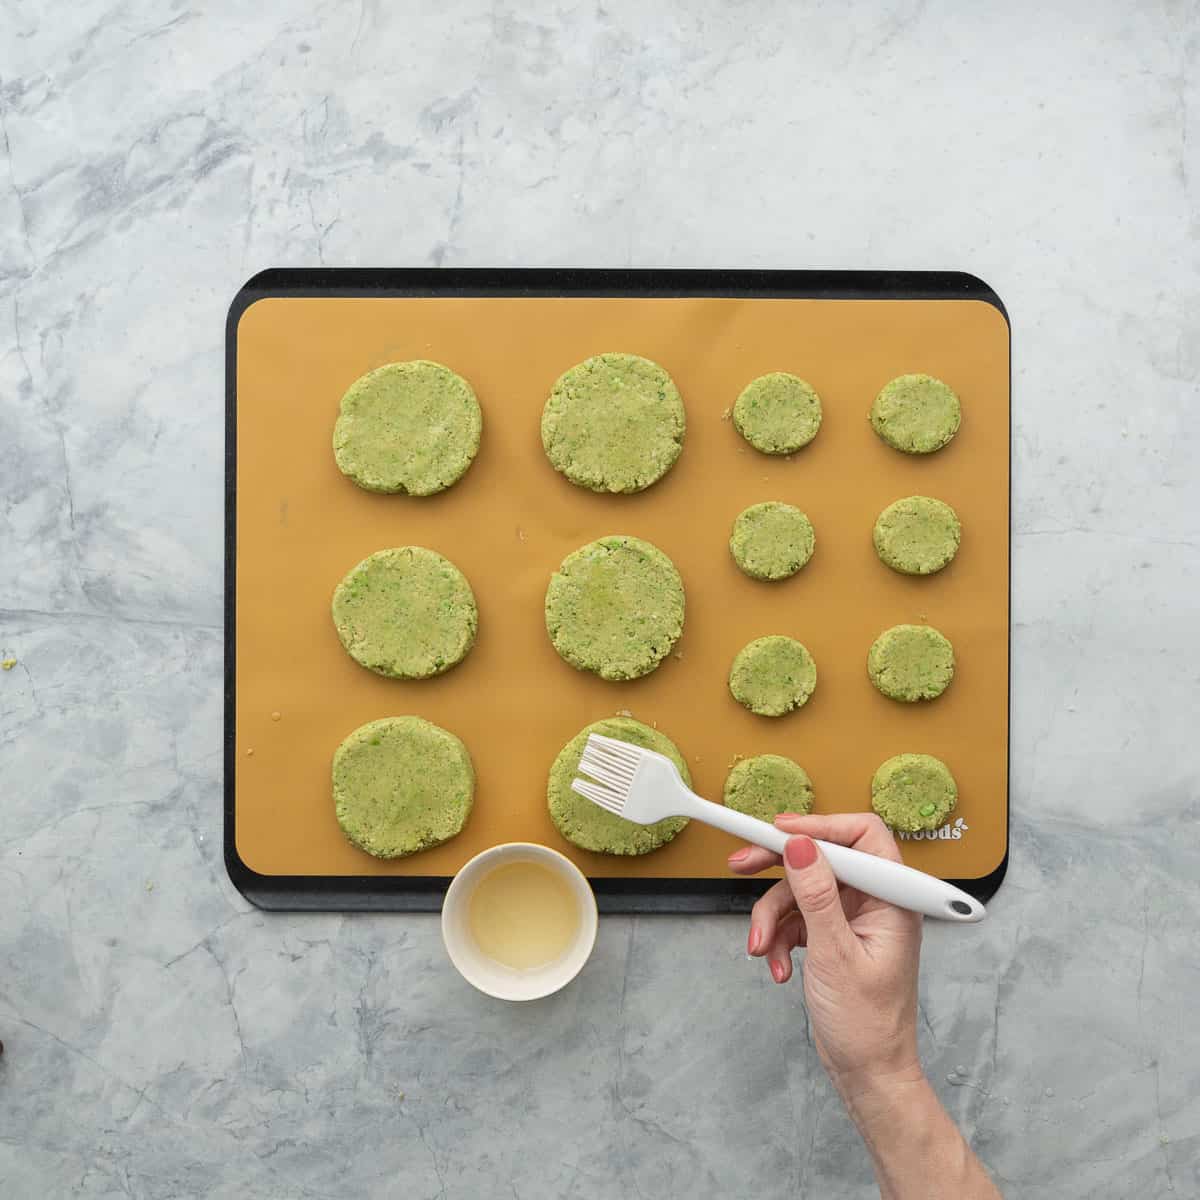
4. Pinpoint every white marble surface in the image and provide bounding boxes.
[2,1,1198,1196]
